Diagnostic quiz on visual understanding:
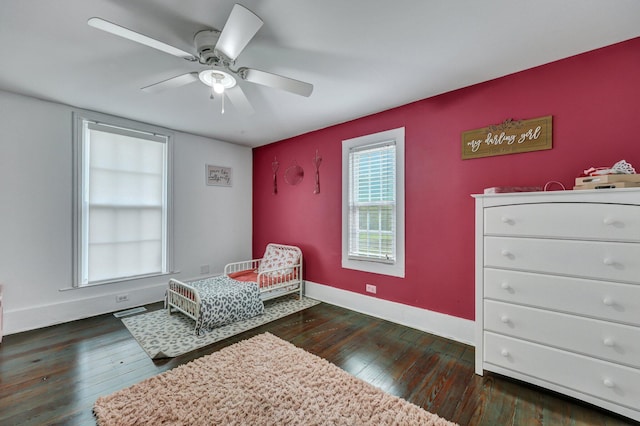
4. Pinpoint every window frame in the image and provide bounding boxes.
[341,127,405,278]
[72,110,174,288]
